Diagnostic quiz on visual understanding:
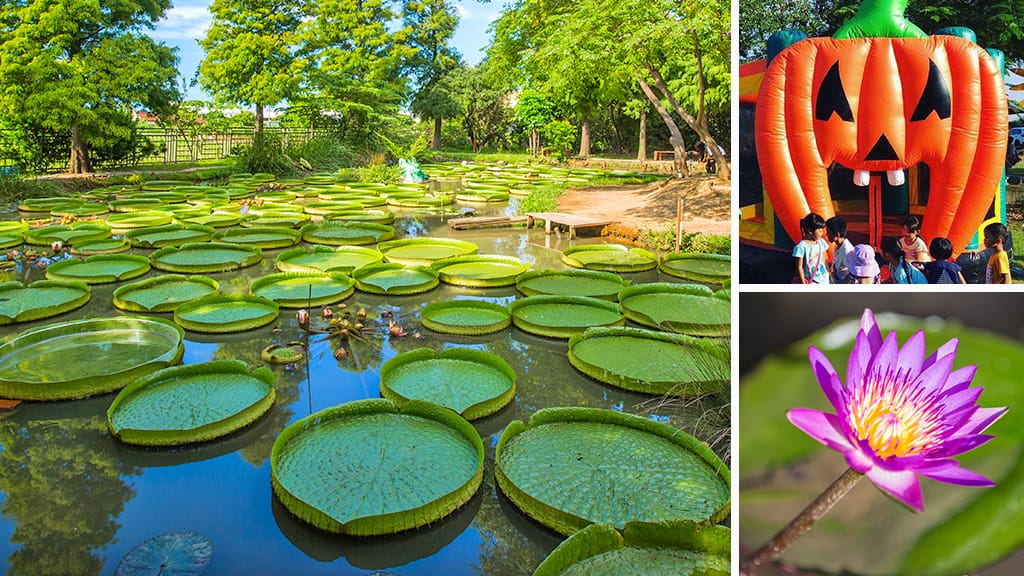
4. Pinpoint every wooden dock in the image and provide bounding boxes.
[525,212,617,239]
[447,215,529,230]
